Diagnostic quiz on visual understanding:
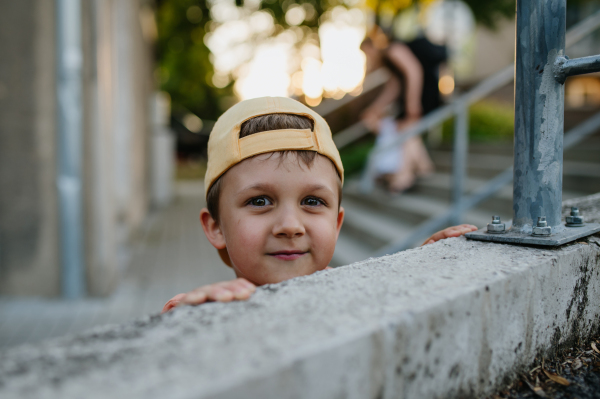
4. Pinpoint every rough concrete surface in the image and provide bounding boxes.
[1,196,600,399]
